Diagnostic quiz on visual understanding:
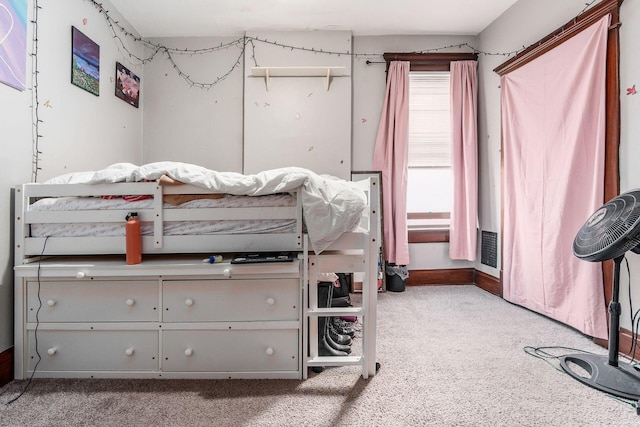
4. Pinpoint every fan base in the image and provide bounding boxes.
[560,353,640,400]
